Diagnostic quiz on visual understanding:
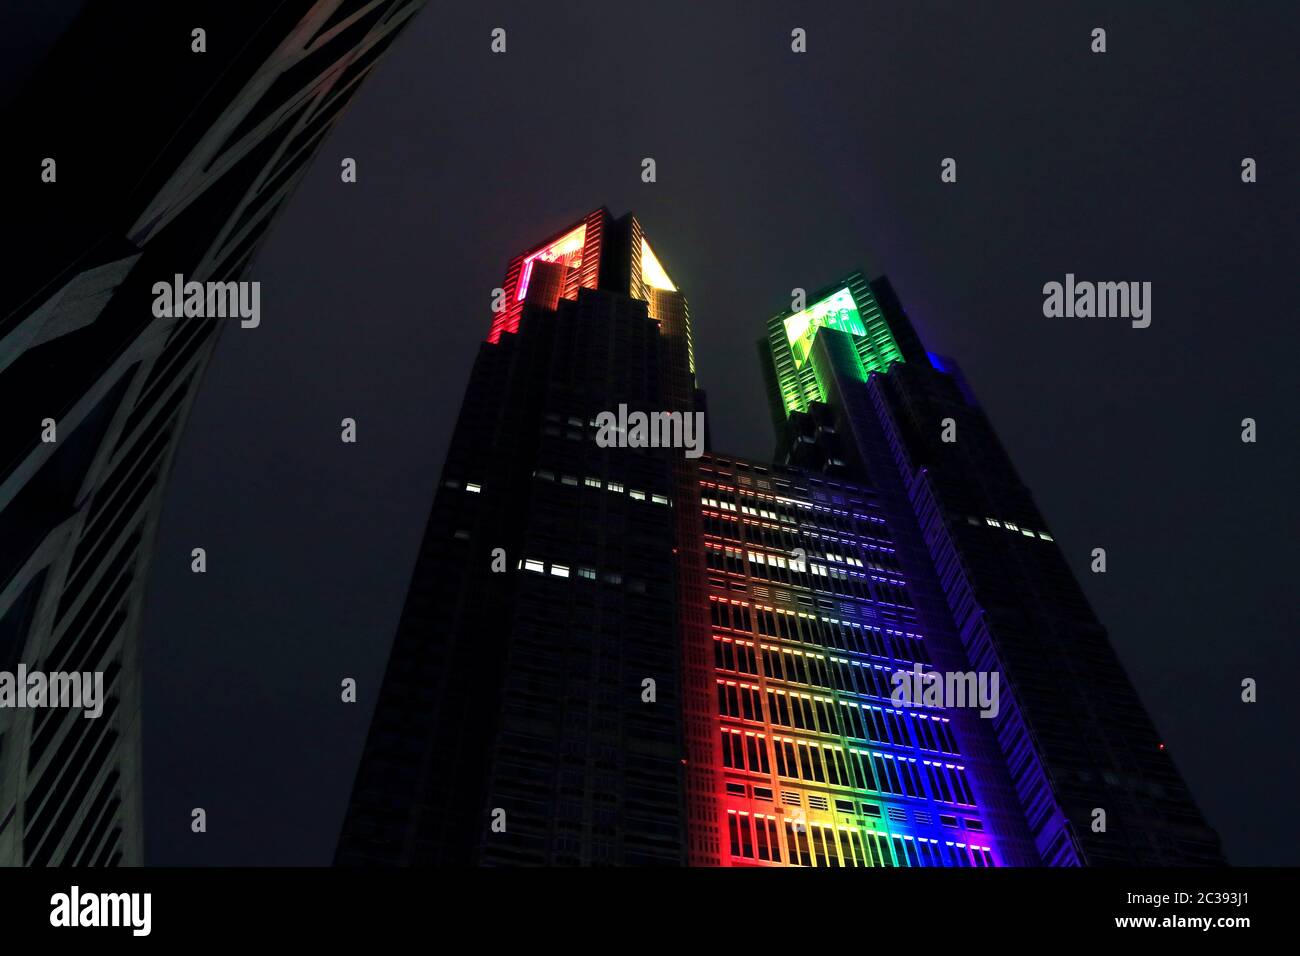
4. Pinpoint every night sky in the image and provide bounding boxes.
[130,2,1296,864]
